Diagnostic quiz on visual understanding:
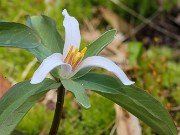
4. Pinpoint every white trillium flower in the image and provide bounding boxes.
[30,9,135,85]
